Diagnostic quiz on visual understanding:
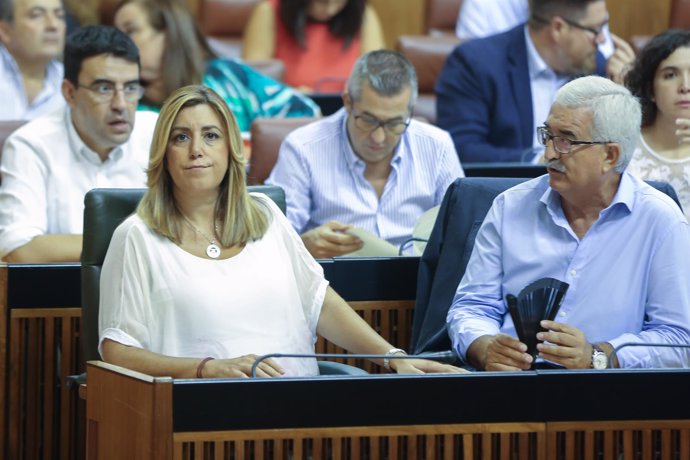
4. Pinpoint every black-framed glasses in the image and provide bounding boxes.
[537,126,610,156]
[77,80,145,103]
[531,14,607,39]
[353,112,411,135]
[561,16,608,38]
